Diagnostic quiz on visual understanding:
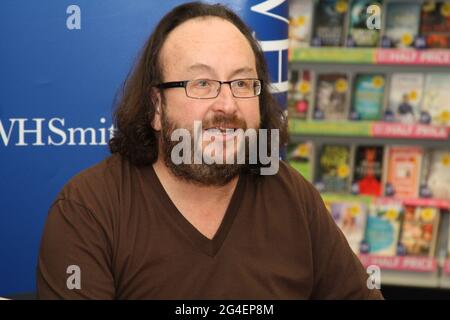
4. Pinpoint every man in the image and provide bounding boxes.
[37,2,383,299]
